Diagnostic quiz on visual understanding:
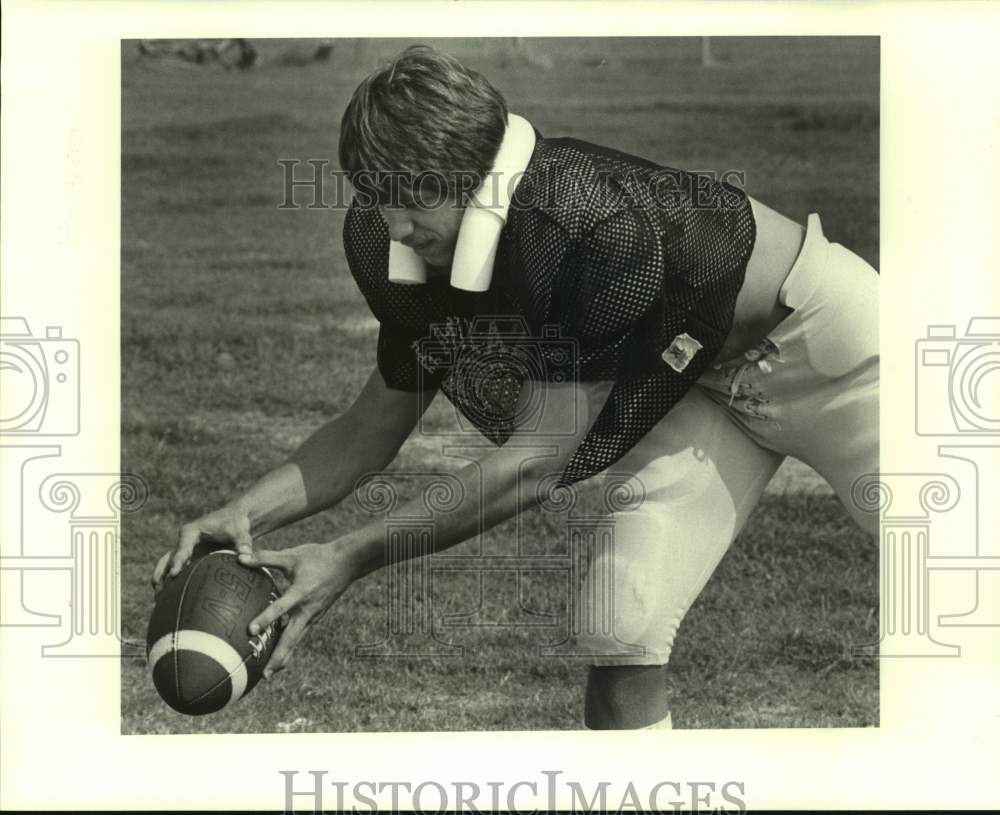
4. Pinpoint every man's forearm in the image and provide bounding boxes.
[336,378,610,577]
[341,445,560,578]
[229,412,402,538]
